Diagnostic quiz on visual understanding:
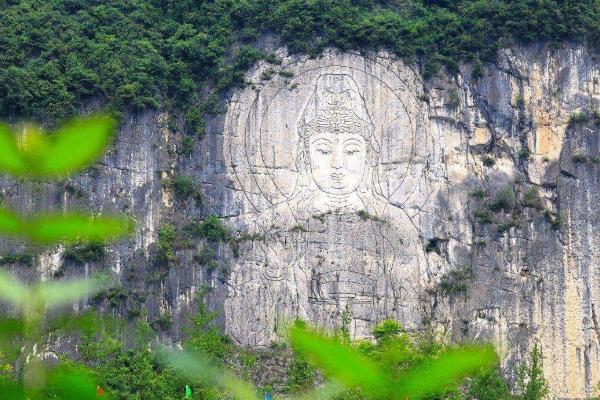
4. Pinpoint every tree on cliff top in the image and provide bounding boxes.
[1,0,599,126]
